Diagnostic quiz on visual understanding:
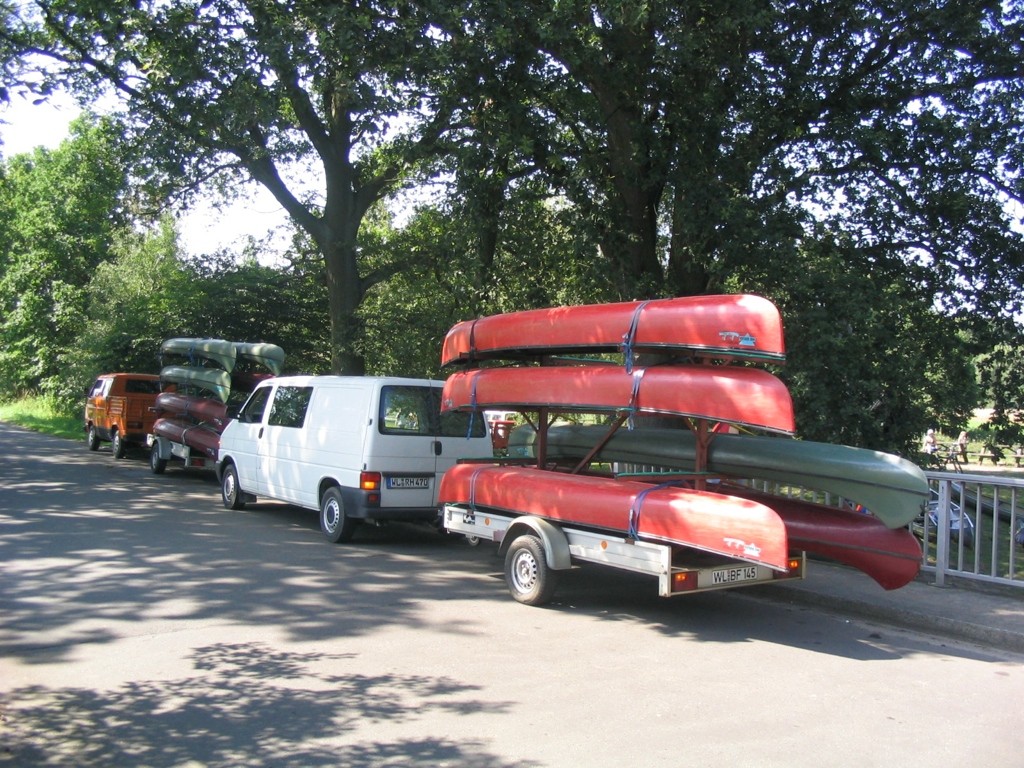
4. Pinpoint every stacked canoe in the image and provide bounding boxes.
[438,295,927,590]
[154,338,285,459]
